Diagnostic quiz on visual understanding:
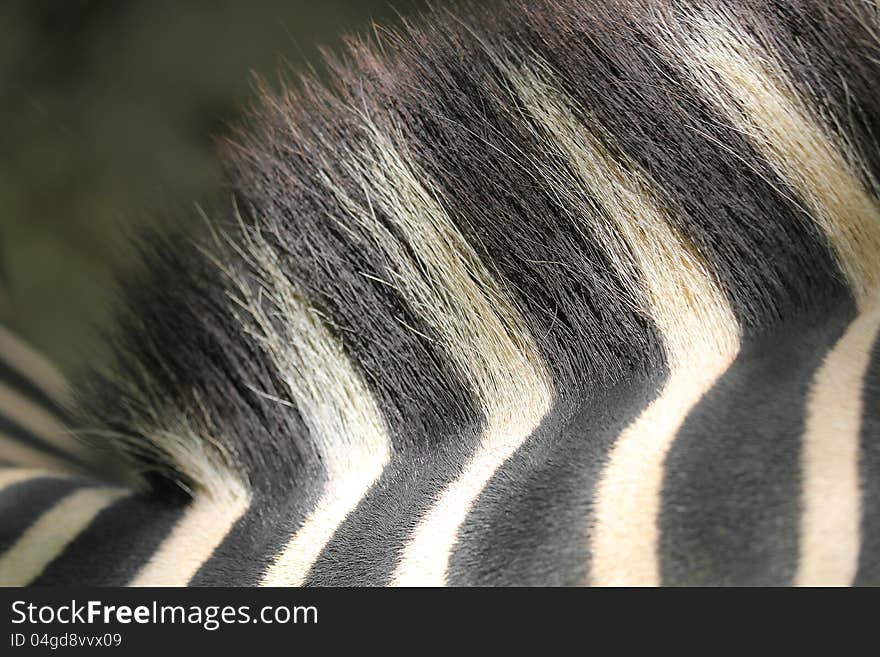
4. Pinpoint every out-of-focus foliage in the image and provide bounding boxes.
[0,0,424,376]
